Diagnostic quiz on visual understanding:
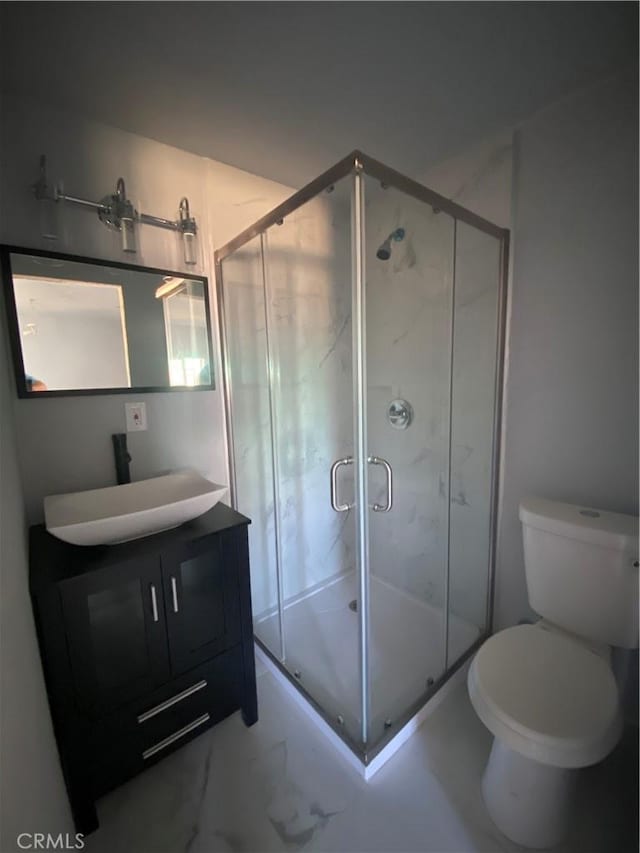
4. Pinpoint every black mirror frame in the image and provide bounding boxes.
[1,244,216,399]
